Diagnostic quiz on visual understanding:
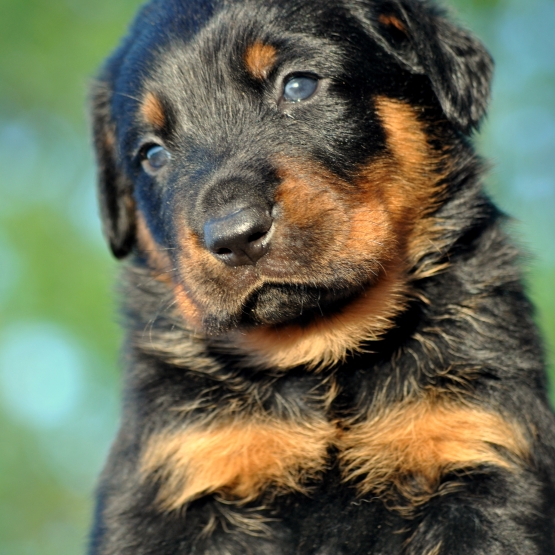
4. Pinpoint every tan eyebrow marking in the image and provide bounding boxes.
[140,91,166,129]
[244,42,278,80]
